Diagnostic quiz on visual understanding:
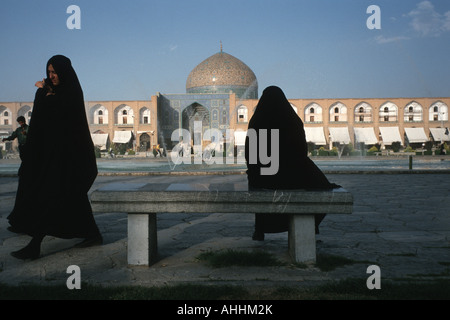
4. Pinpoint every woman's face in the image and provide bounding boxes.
[48,64,60,86]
